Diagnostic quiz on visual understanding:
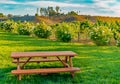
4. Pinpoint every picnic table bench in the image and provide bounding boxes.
[11,51,80,80]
